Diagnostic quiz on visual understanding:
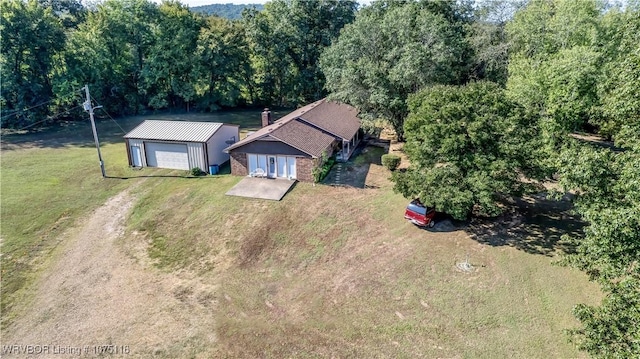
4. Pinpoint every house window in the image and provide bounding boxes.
[246,154,297,179]
[248,154,258,172]
[258,155,267,172]
[277,156,287,178]
[287,157,296,179]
